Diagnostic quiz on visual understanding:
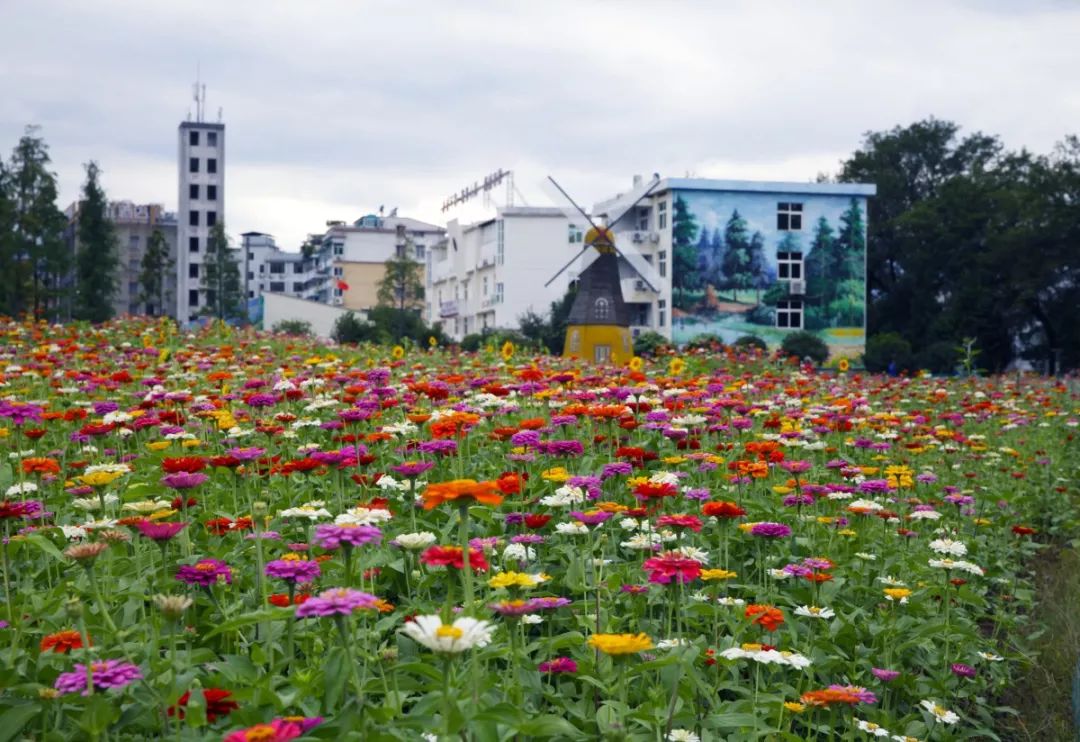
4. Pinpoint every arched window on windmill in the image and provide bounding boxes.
[594,296,611,321]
